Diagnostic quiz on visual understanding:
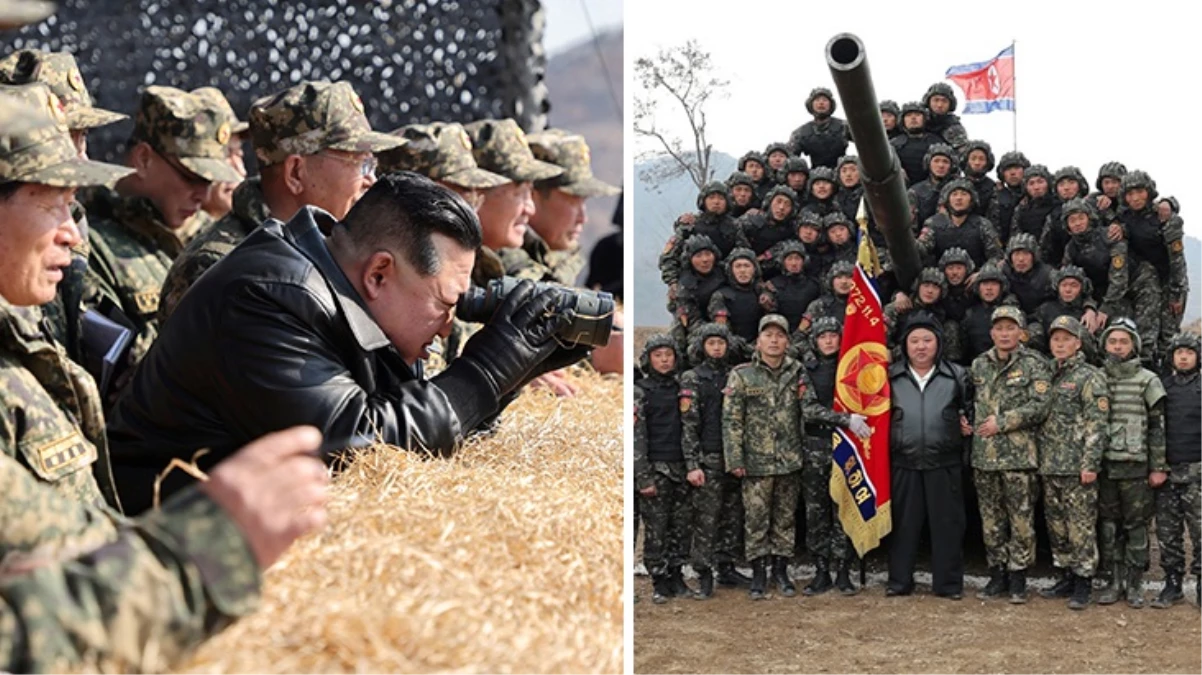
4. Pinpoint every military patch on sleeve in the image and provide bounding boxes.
[1034,380,1049,394]
[133,289,160,315]
[1171,240,1184,253]
[1098,397,1109,412]
[1112,256,1124,269]
[797,378,808,398]
[33,431,94,476]
[679,398,691,413]
[661,236,676,255]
